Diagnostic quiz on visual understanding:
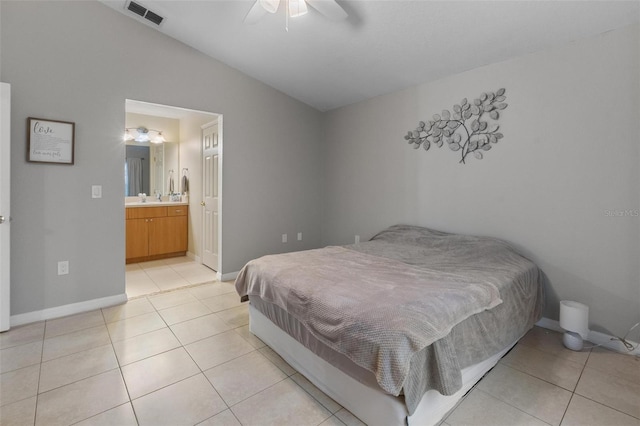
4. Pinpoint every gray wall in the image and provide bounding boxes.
[1,1,323,315]
[322,24,640,336]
